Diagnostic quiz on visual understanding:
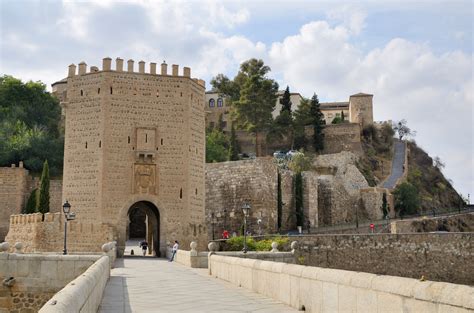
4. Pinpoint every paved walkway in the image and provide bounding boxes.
[382,139,406,189]
[99,257,298,313]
